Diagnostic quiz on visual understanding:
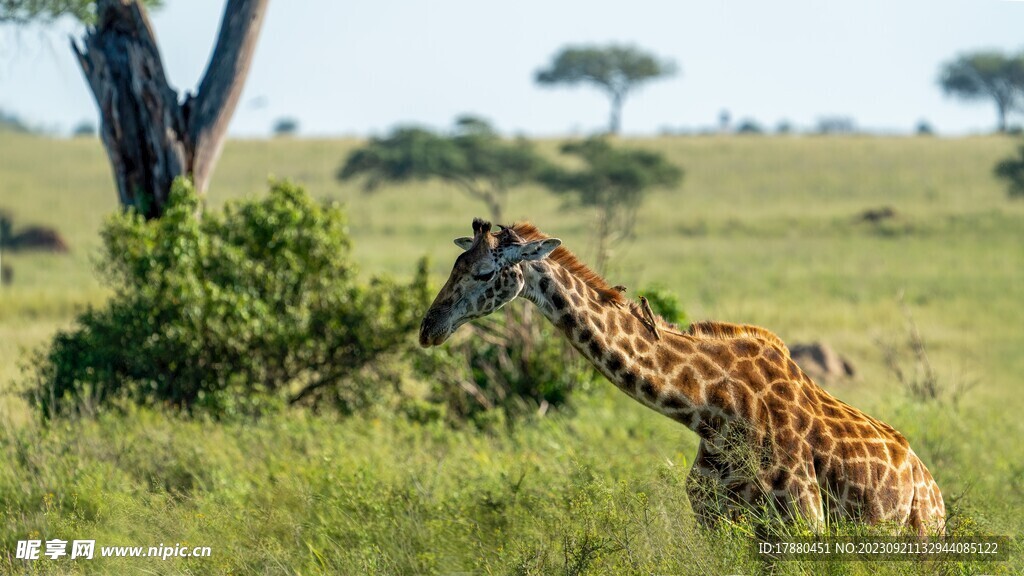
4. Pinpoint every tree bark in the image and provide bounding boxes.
[72,0,268,219]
